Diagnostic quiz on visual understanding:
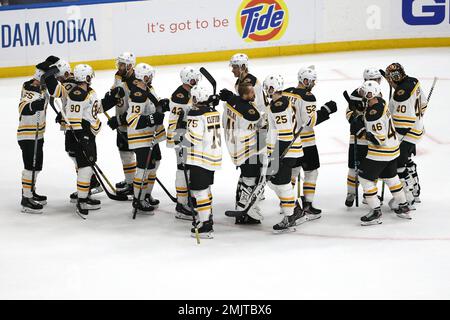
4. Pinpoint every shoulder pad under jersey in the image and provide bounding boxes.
[294,87,316,102]
[129,86,148,103]
[365,97,386,122]
[188,107,208,117]
[233,98,260,121]
[394,76,418,102]
[270,96,290,114]
[236,73,258,87]
[23,80,40,93]
[69,87,89,102]
[171,85,190,104]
